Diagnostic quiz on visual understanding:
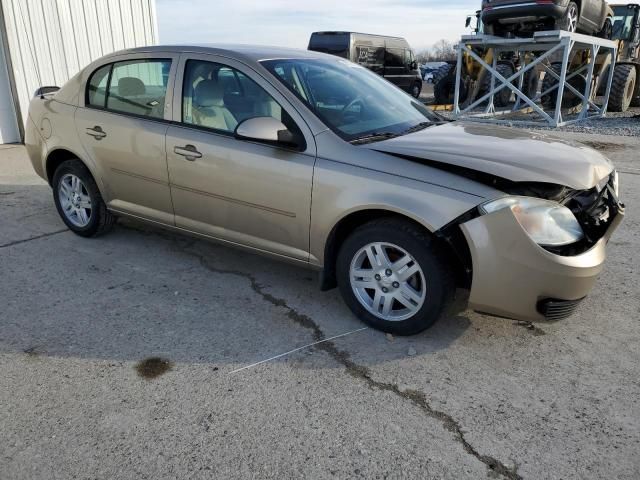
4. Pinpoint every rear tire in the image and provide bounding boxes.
[434,67,468,105]
[555,1,579,33]
[336,218,454,335]
[541,62,587,108]
[52,159,116,237]
[432,64,452,86]
[480,63,515,107]
[608,64,637,112]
